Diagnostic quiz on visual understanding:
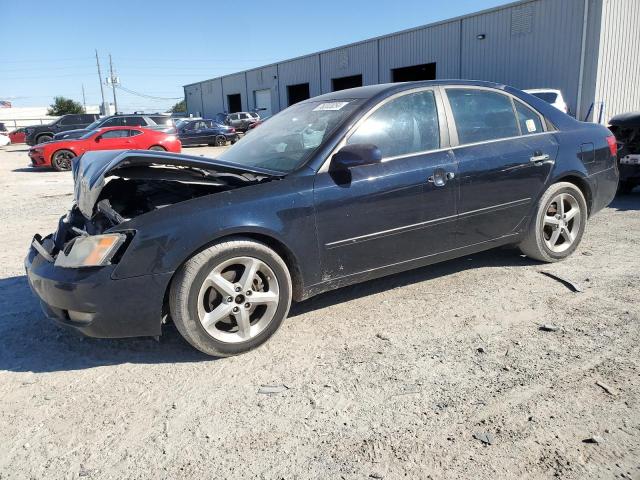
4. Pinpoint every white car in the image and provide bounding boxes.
[0,134,10,147]
[524,89,569,114]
